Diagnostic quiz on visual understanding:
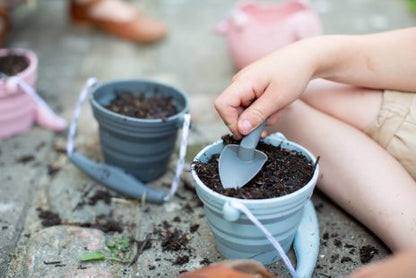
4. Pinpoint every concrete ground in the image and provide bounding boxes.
[1,0,415,277]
